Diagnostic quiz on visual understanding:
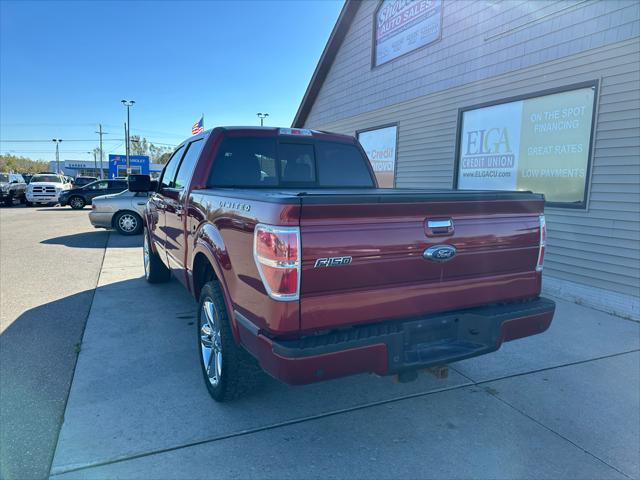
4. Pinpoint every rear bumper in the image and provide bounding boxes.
[236,297,555,385]
[89,211,113,228]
